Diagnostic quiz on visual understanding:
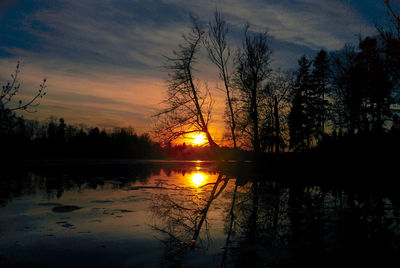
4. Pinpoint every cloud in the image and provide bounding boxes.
[162,0,376,50]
